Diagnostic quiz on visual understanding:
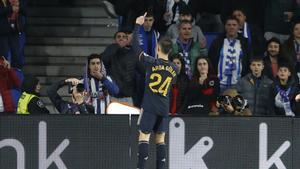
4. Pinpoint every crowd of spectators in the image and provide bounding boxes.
[0,0,300,115]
